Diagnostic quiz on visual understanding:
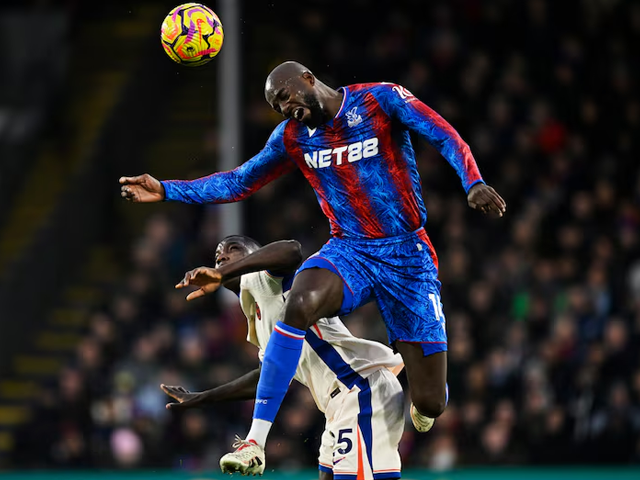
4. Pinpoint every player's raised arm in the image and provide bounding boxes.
[120,122,295,204]
[176,240,302,301]
[373,84,506,216]
[216,239,303,279]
